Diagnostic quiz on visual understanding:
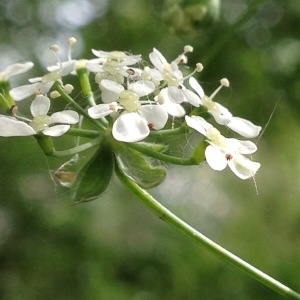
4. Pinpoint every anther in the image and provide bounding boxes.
[220,78,229,87]
[50,44,59,52]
